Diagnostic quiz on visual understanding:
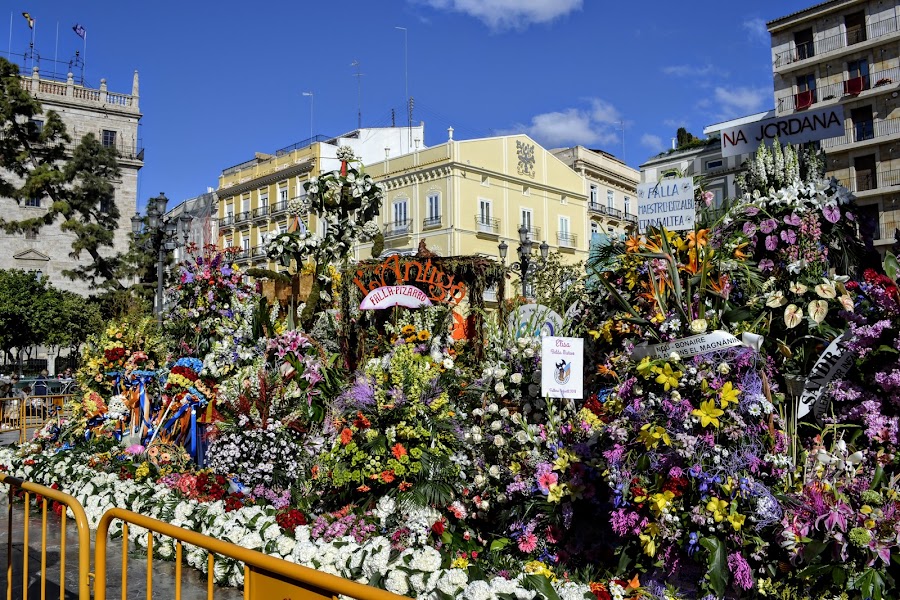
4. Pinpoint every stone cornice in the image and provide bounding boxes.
[218,160,314,199]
